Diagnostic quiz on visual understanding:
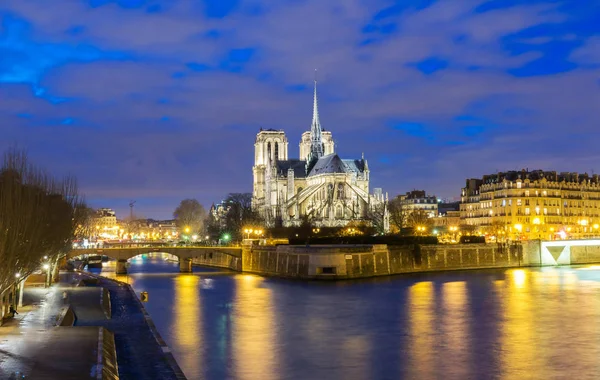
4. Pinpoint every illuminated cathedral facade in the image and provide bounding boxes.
[252,80,389,230]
